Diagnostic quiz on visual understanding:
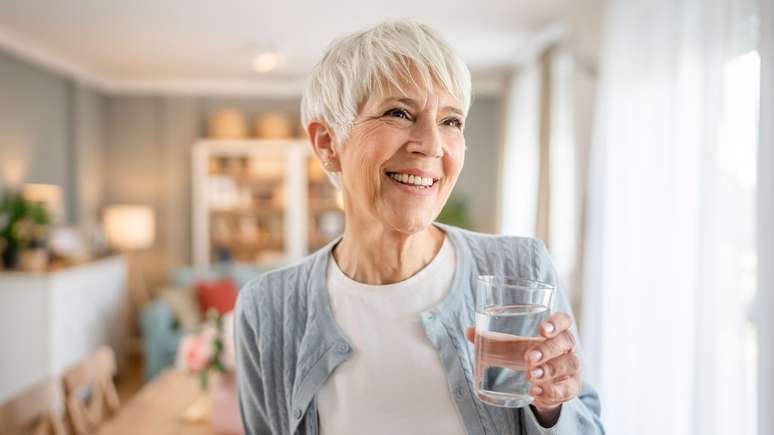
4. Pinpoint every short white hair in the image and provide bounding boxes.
[300,21,472,188]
